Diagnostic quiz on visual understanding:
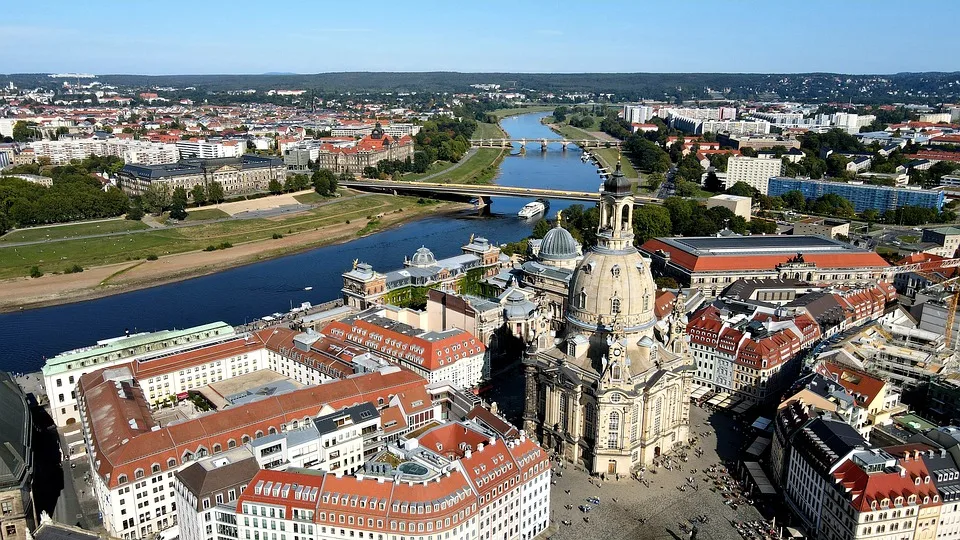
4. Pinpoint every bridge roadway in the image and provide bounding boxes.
[340,179,661,205]
[469,138,621,150]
